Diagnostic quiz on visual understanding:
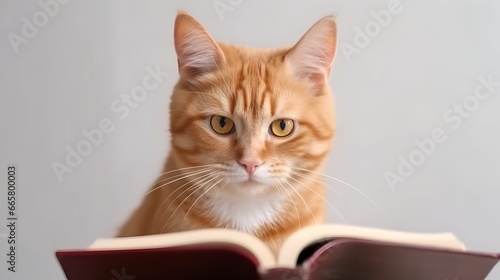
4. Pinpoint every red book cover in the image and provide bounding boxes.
[57,244,261,280]
[56,238,500,280]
